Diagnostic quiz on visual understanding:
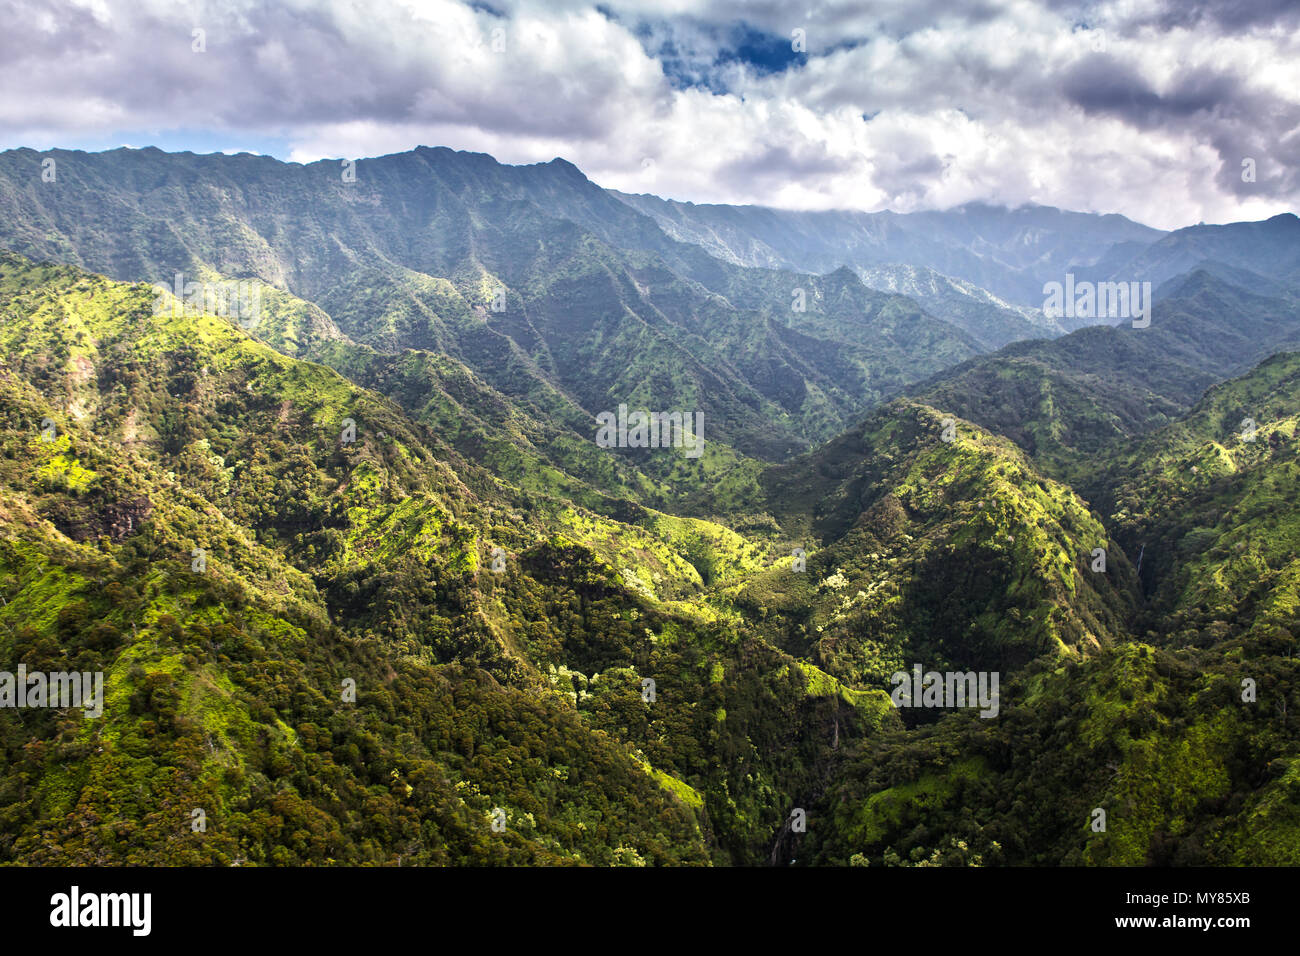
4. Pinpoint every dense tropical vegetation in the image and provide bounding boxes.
[0,146,1296,865]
